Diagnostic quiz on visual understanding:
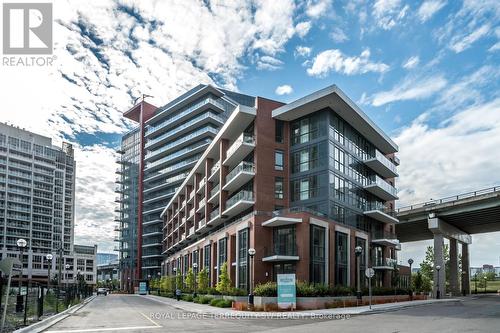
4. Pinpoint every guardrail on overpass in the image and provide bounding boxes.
[397,186,500,213]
